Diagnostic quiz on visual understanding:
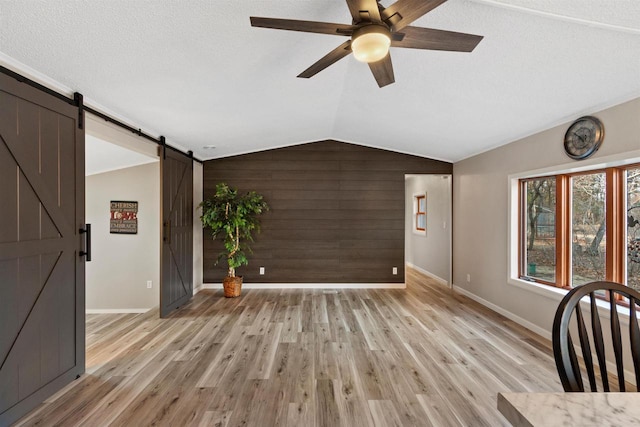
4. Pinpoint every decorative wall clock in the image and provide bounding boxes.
[564,116,604,160]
